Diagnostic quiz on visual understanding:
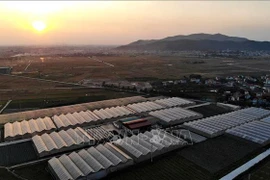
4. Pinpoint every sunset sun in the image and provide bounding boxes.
[32,21,46,32]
